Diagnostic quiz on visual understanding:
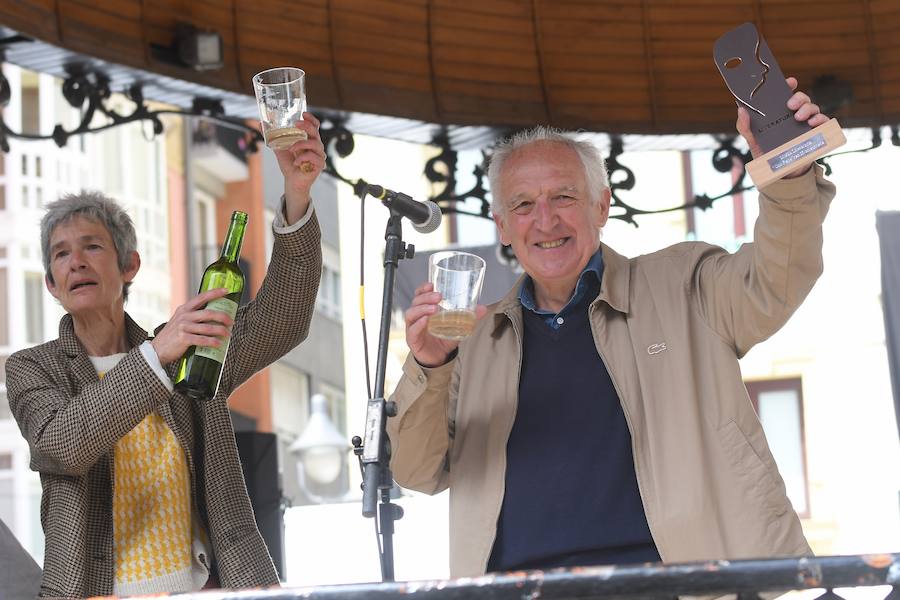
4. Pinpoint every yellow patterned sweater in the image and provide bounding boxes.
[92,353,211,596]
